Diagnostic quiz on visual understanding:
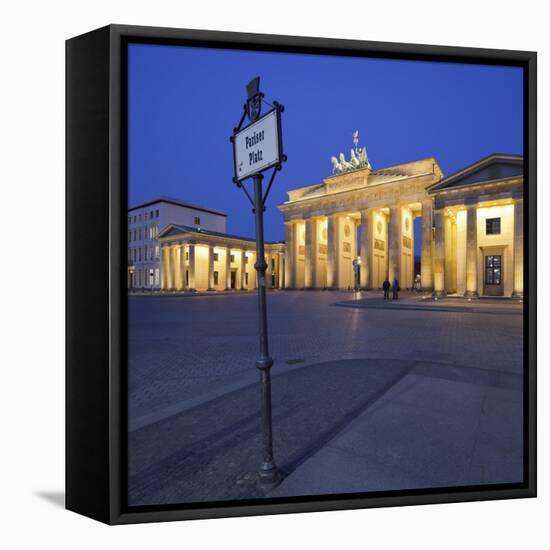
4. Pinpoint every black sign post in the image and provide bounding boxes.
[230,77,286,485]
